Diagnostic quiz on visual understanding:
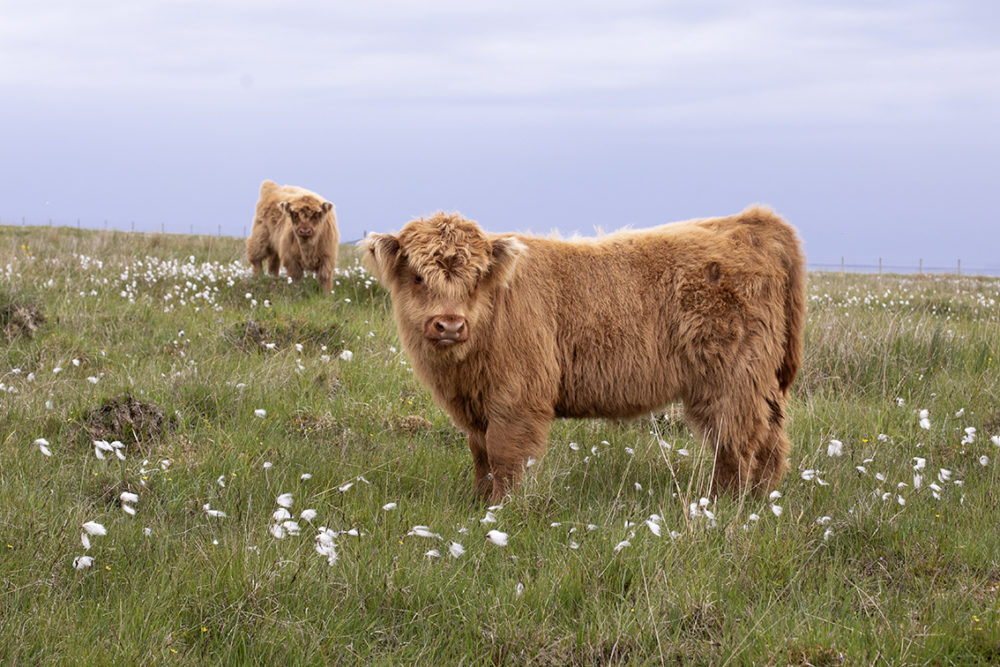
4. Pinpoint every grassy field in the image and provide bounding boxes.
[2,225,999,665]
